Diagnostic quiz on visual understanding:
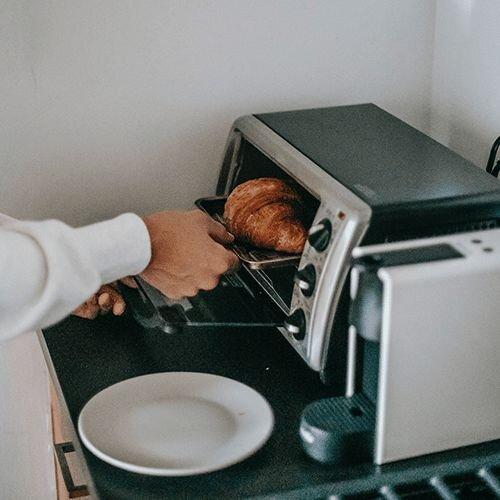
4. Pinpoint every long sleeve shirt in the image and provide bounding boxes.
[0,213,151,343]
